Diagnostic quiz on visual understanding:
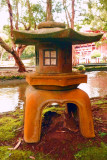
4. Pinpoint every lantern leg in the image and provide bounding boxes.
[24,87,95,143]
[66,89,95,138]
[24,88,43,143]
